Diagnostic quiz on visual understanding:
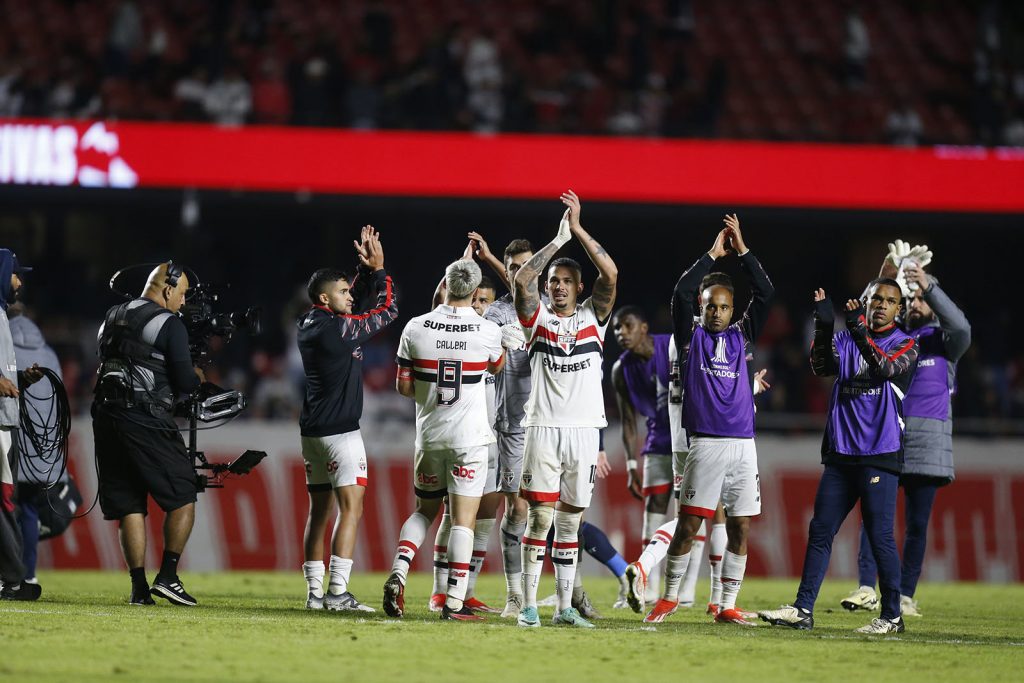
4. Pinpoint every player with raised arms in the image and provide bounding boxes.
[513,190,618,629]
